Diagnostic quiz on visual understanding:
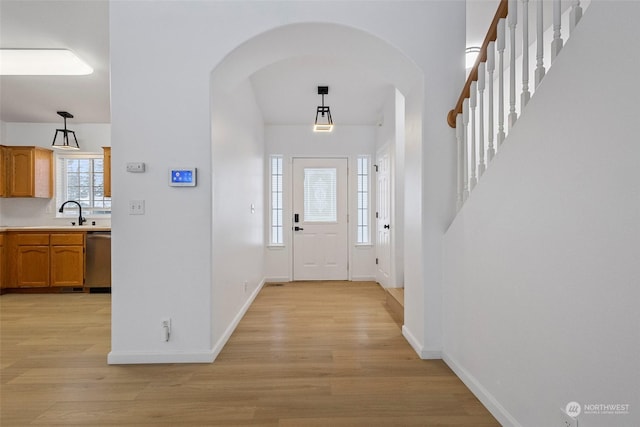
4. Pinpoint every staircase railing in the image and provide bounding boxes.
[449,0,589,210]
